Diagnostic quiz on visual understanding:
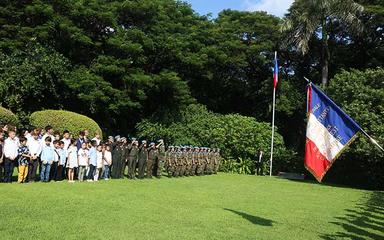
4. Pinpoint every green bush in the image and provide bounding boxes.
[137,104,292,174]
[30,110,102,138]
[0,106,19,126]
